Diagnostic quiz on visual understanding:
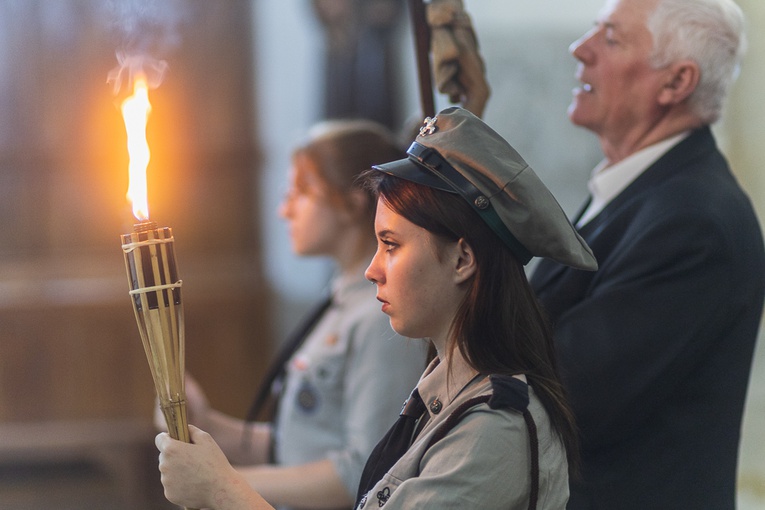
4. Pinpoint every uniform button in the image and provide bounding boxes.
[474,195,490,209]
[429,398,443,414]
